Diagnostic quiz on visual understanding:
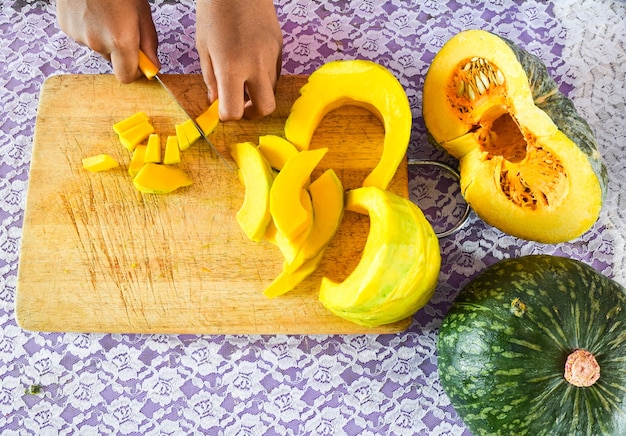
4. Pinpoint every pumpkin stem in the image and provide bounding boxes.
[564,349,600,387]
